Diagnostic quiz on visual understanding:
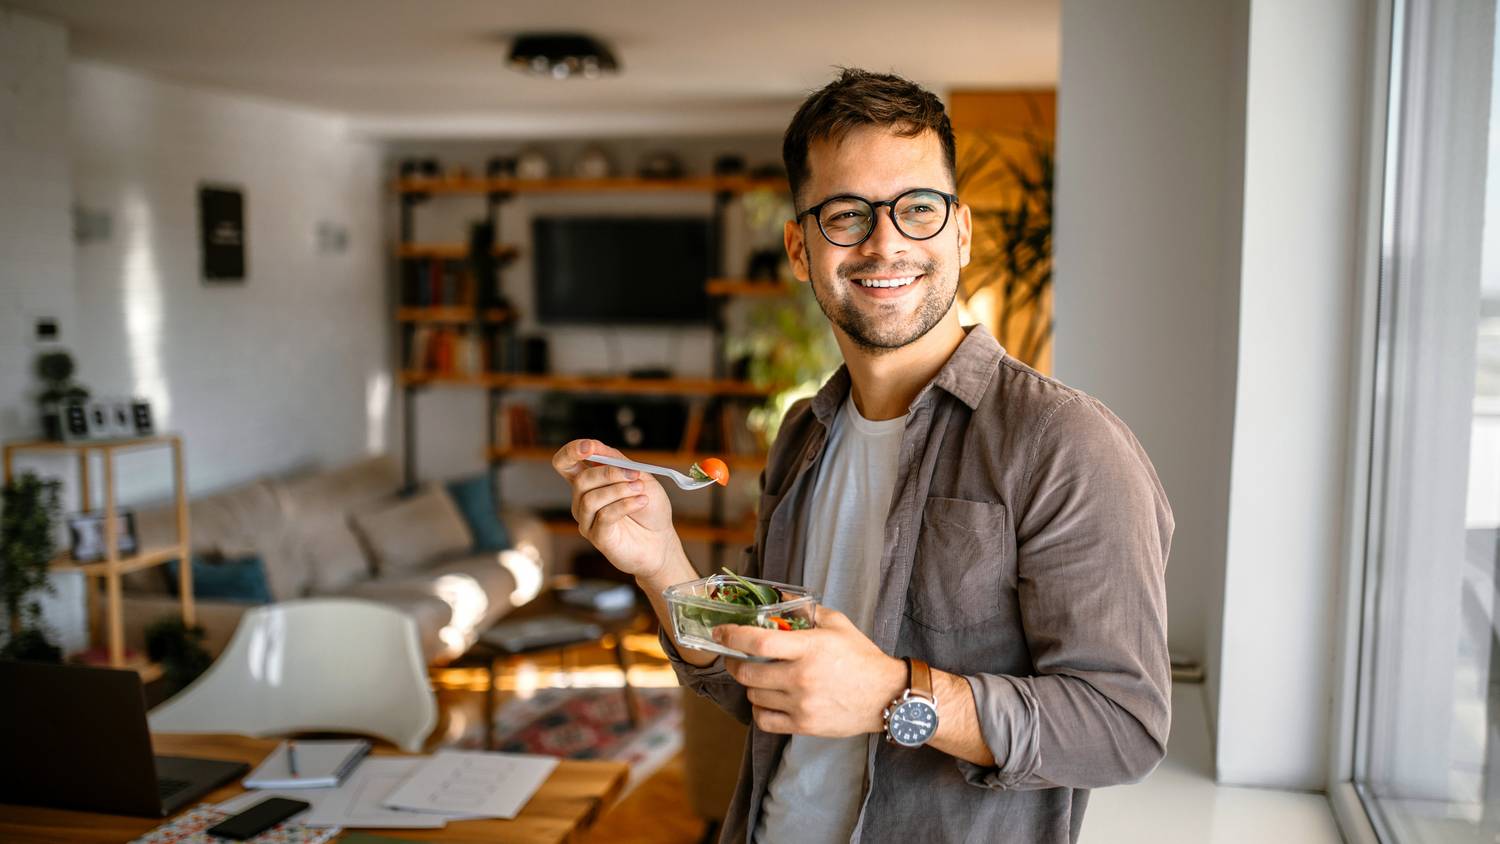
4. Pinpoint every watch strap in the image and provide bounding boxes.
[908,657,934,704]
